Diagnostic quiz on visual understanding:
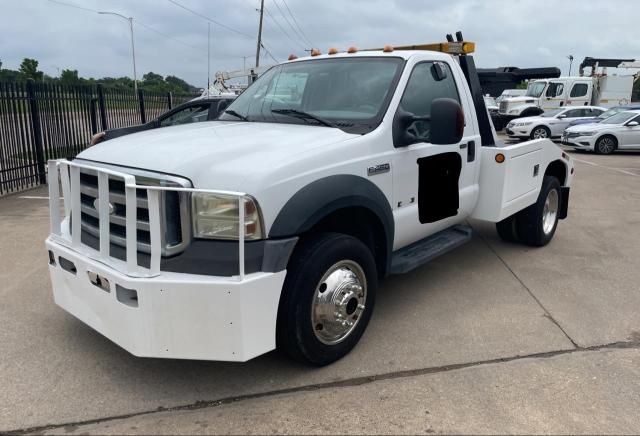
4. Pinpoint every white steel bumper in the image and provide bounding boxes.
[47,238,286,362]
